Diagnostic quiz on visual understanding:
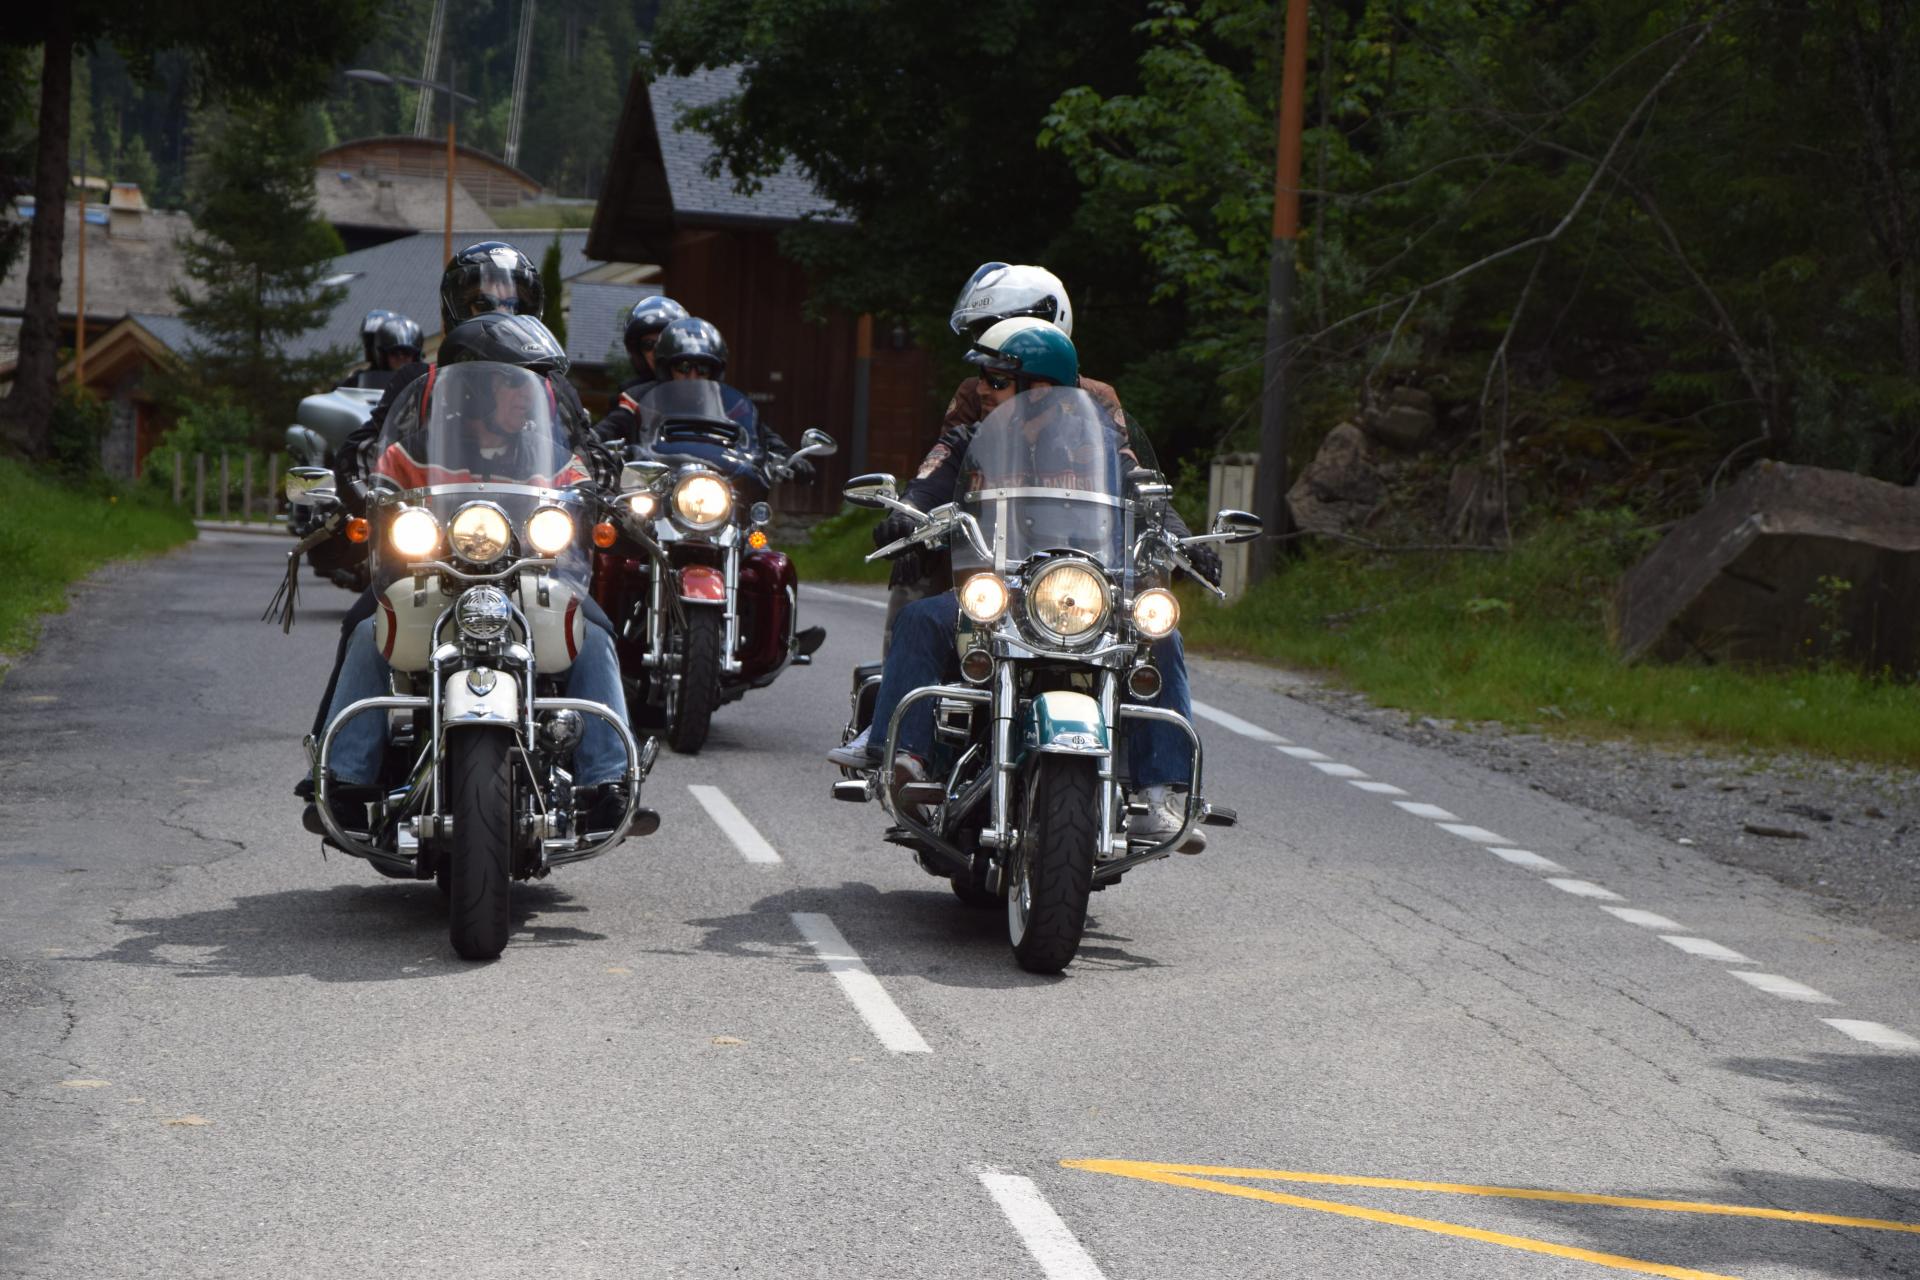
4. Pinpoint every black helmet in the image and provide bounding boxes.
[436,313,570,376]
[623,295,689,366]
[653,316,728,377]
[372,313,424,363]
[439,241,545,331]
[360,308,397,365]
